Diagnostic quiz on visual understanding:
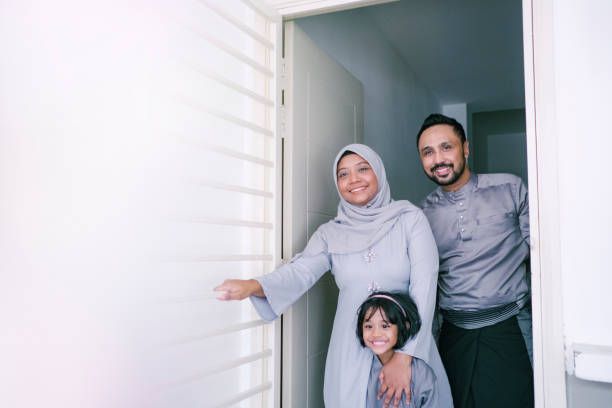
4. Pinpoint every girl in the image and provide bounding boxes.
[215,144,452,407]
[358,291,438,408]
